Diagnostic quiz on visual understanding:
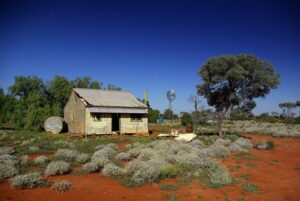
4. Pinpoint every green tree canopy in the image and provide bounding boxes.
[180,112,192,126]
[197,54,280,136]
[163,108,173,120]
[0,75,121,130]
